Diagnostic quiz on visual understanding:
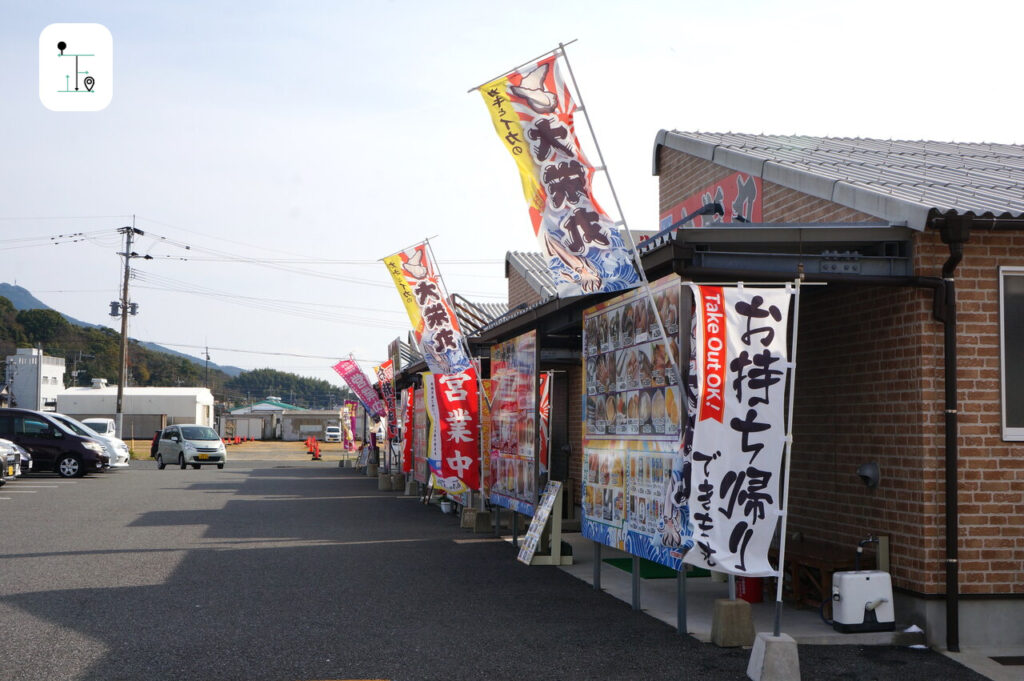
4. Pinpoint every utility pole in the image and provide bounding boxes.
[112,218,150,437]
[204,345,210,388]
